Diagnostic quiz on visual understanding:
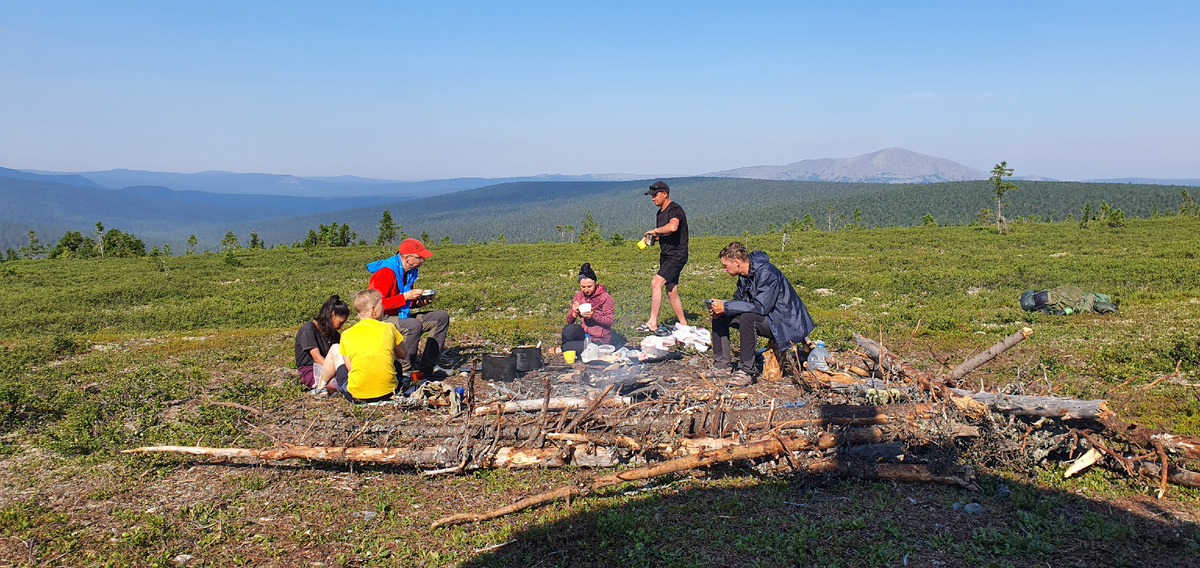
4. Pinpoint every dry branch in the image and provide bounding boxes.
[947,328,1033,383]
